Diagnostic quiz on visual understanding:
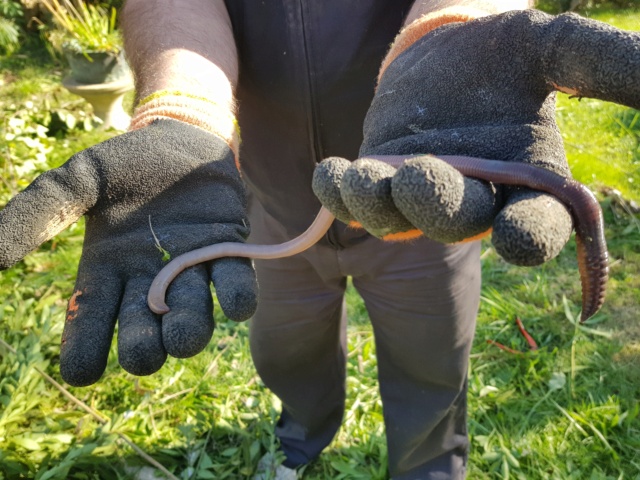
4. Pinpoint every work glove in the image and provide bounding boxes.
[313,9,640,265]
[0,118,258,386]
